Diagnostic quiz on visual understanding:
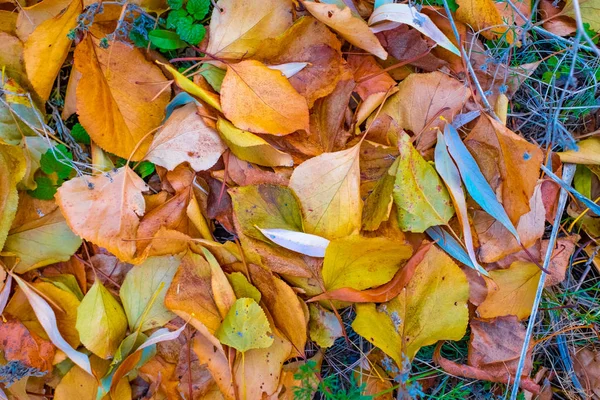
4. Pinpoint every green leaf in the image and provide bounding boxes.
[134,160,155,178]
[176,17,206,45]
[28,176,57,200]
[149,29,188,50]
[40,144,74,180]
[186,0,210,20]
[71,123,90,145]
[166,9,189,29]
[227,272,261,303]
[393,133,454,232]
[76,280,128,359]
[168,0,183,9]
[120,255,180,332]
[42,274,84,301]
[200,64,226,92]
[216,298,274,352]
